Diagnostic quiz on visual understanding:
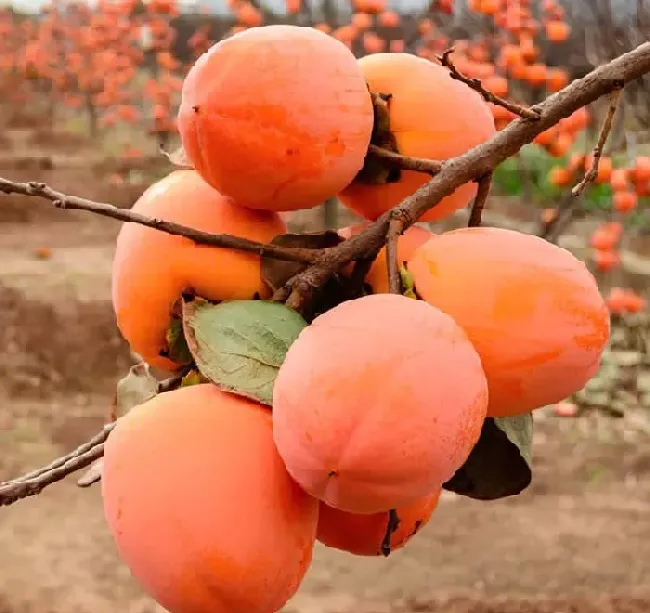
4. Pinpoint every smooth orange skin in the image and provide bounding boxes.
[178,25,374,212]
[407,228,611,418]
[316,490,441,556]
[111,170,286,372]
[338,54,495,223]
[338,222,433,293]
[102,384,319,613]
[272,293,488,514]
